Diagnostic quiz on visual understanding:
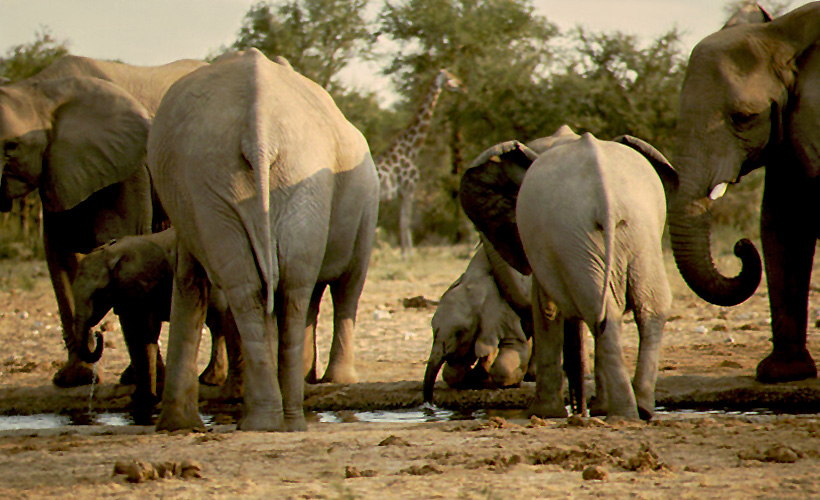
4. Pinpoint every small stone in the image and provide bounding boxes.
[115,460,157,483]
[378,435,411,447]
[582,465,607,480]
[694,325,708,334]
[179,459,203,479]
